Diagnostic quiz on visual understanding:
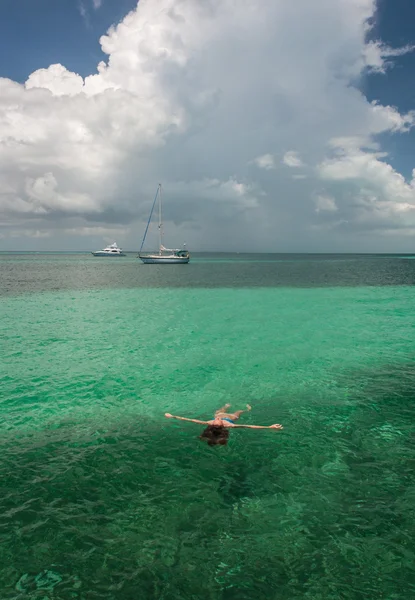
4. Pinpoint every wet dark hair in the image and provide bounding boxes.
[200,424,229,446]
